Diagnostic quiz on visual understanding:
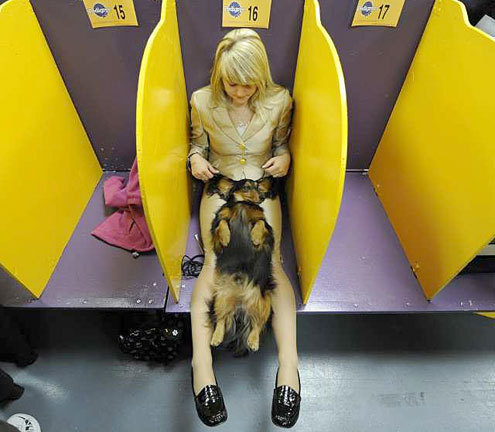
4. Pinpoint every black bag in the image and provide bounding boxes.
[118,312,187,364]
